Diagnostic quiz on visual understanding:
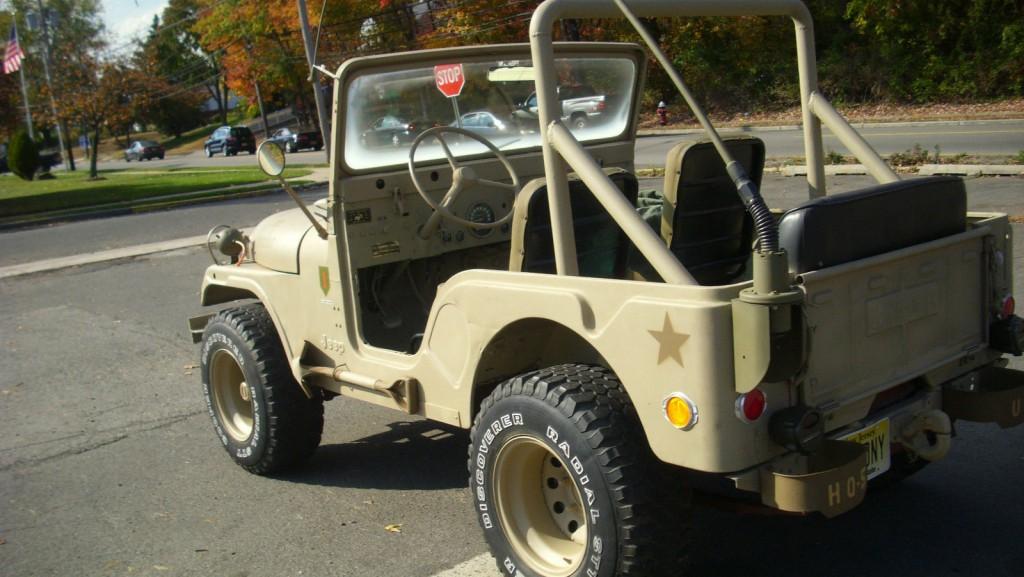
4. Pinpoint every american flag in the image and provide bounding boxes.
[4,24,25,75]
